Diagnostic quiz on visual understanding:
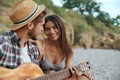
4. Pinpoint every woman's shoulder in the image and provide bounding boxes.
[39,38,47,43]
